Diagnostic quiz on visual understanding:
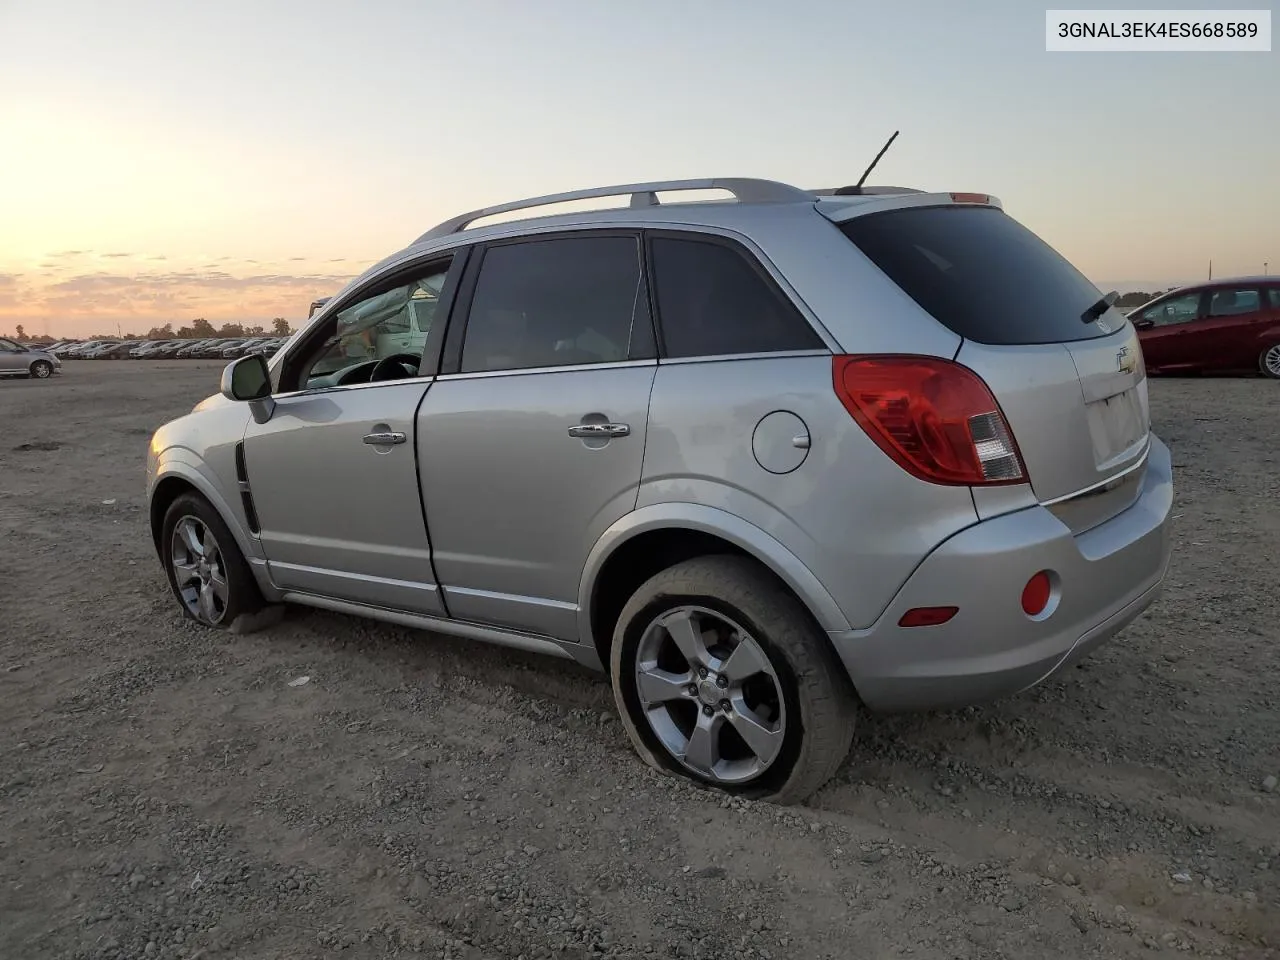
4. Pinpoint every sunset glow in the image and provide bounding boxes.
[1,0,1274,338]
